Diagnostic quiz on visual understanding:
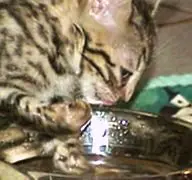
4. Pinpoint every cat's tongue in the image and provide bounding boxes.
[103,101,116,106]
[87,99,117,106]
